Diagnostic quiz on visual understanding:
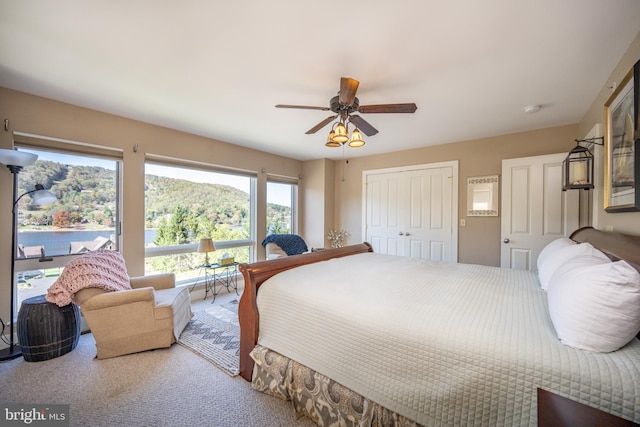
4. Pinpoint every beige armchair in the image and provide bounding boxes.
[75,273,193,359]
